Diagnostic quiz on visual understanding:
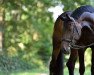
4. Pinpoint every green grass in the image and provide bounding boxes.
[0,70,48,75]
[64,67,90,75]
[0,67,91,75]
